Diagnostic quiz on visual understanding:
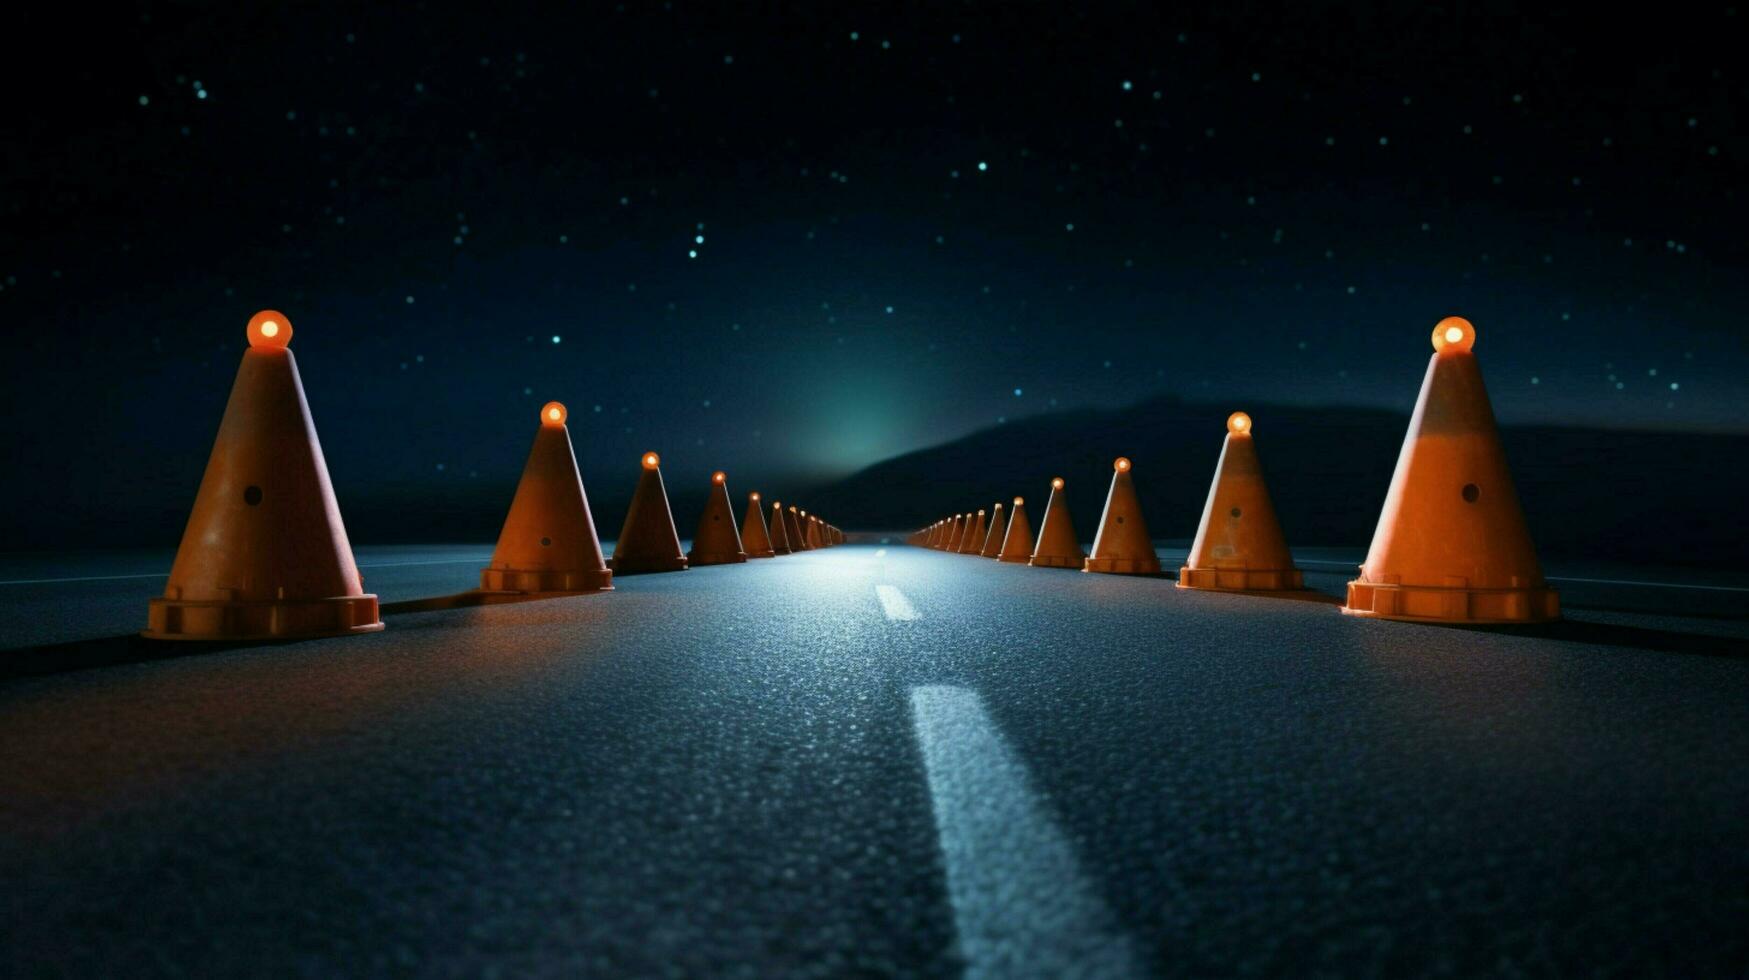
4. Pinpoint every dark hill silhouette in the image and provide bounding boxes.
[809,396,1749,568]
